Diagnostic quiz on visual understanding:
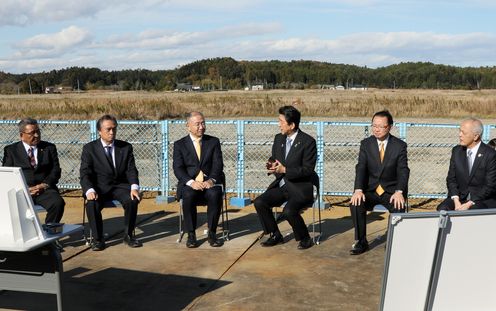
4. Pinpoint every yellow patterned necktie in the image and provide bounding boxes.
[194,138,204,182]
[376,142,385,196]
